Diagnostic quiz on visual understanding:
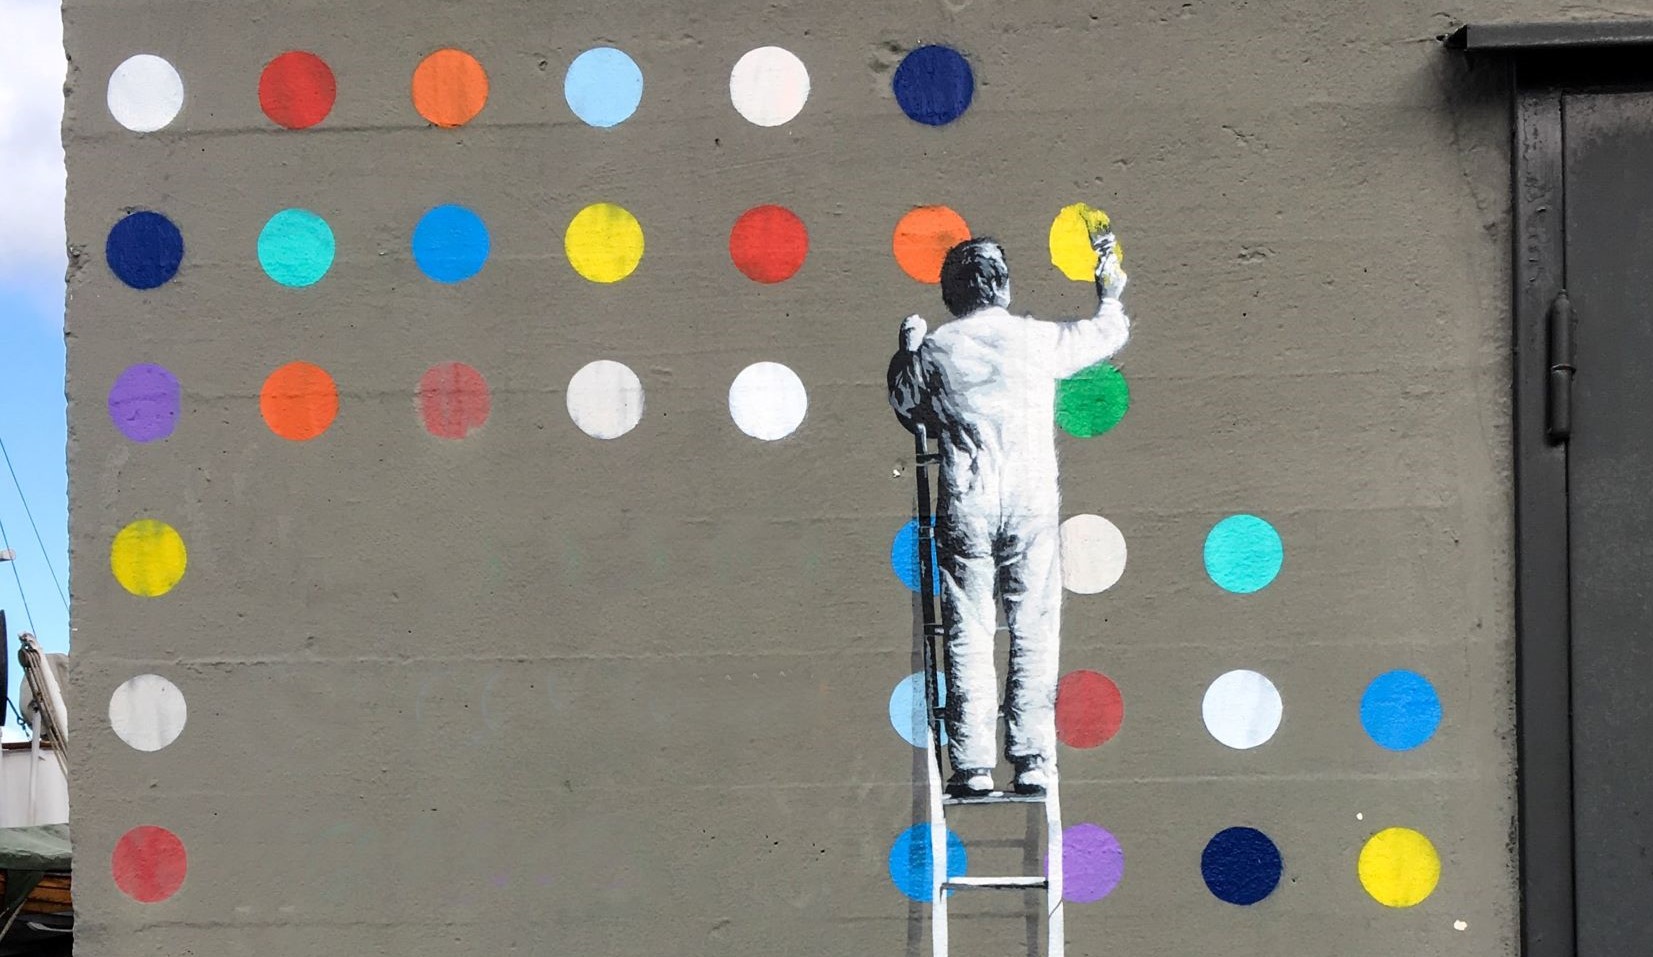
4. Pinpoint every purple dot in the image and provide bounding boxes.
[1046,822,1124,903]
[108,364,180,443]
